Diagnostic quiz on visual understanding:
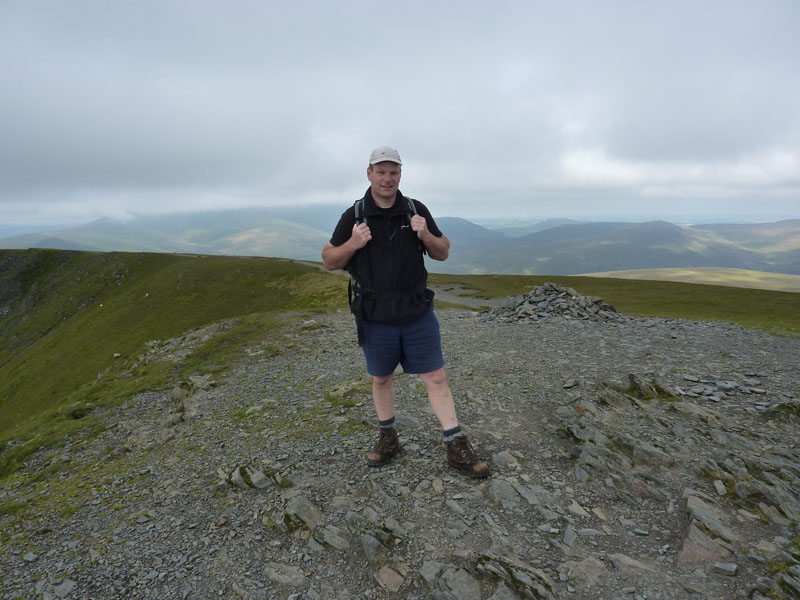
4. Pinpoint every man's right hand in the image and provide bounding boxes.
[321,223,372,271]
[349,223,372,249]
